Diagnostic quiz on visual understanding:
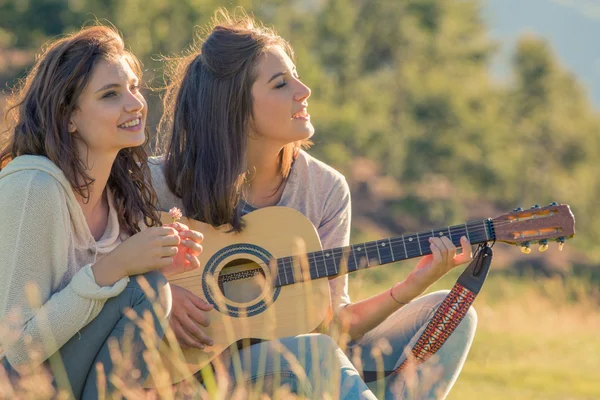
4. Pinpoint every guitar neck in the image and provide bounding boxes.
[273,219,494,287]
